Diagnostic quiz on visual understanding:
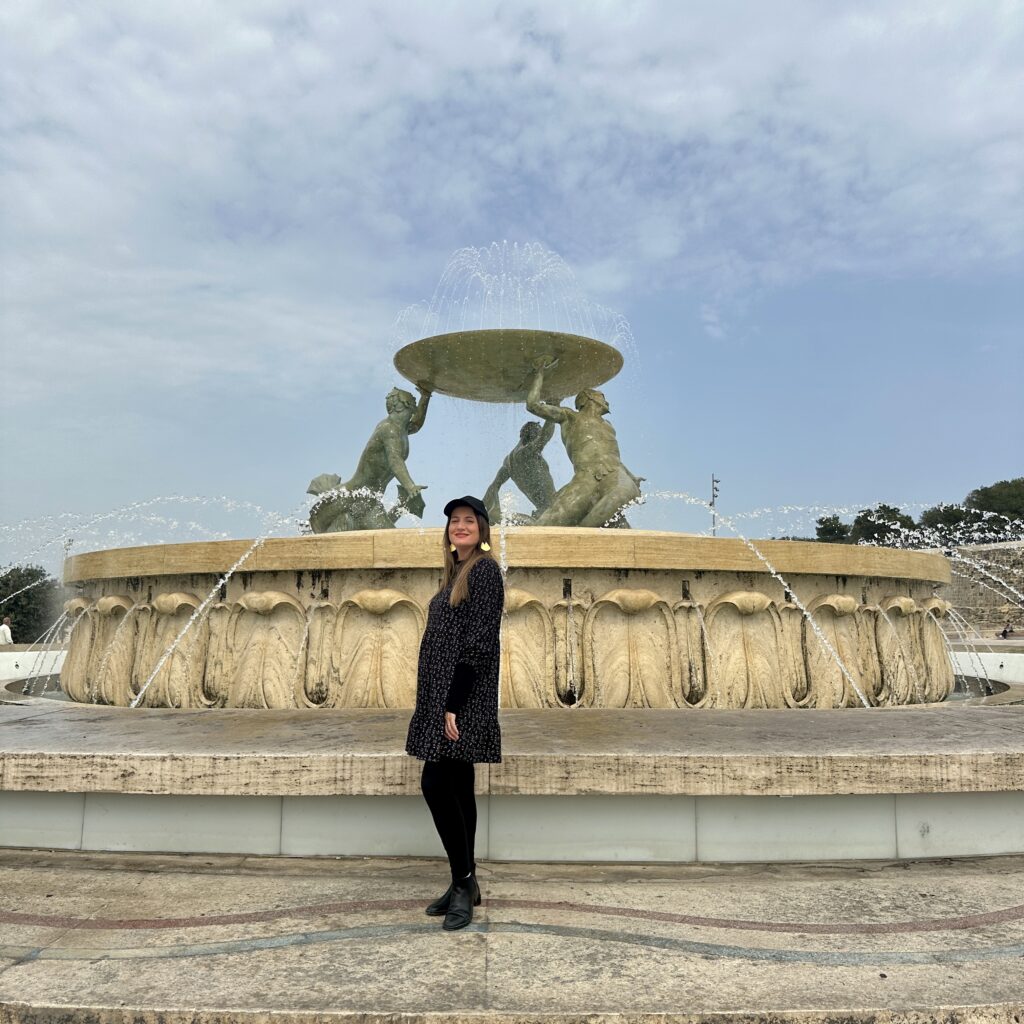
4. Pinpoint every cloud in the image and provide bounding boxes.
[3,4,1021,372]
[1,0,1021,530]
[699,304,725,341]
